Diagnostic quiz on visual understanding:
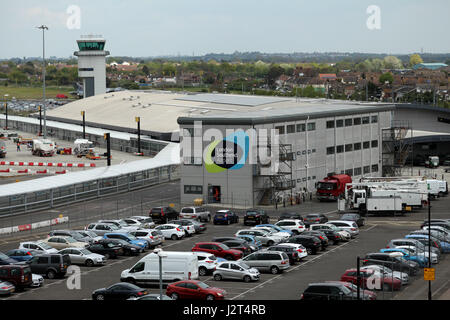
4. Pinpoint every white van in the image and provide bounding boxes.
[120,251,199,284]
[426,179,448,197]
